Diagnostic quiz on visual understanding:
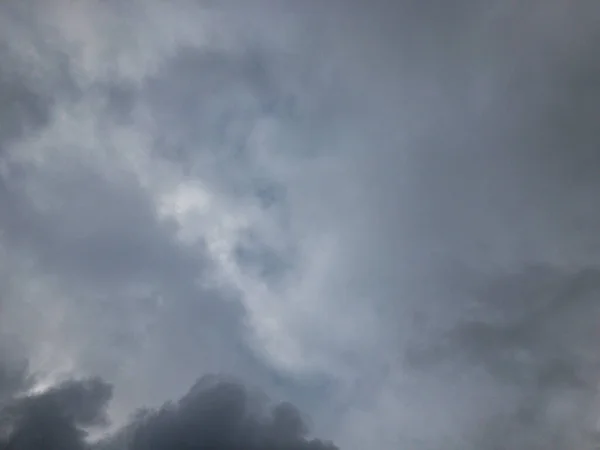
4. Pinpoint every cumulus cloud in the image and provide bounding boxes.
[97,375,337,450]
[0,371,112,450]
[0,363,336,450]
